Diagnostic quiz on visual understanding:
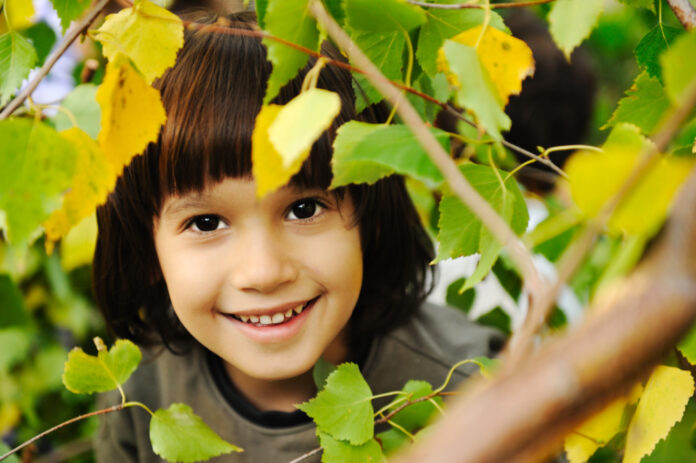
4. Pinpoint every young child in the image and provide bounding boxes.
[92,10,502,462]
